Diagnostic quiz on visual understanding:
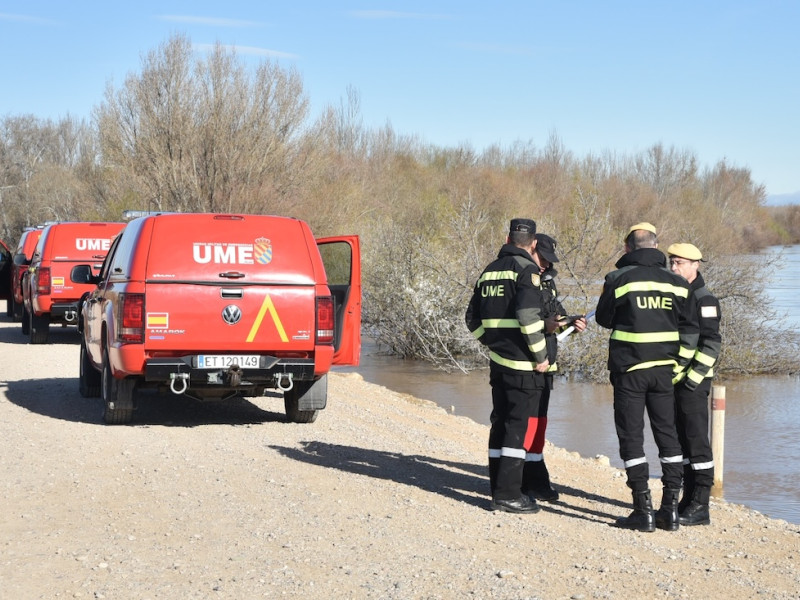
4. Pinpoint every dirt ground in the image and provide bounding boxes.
[1,316,798,599]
